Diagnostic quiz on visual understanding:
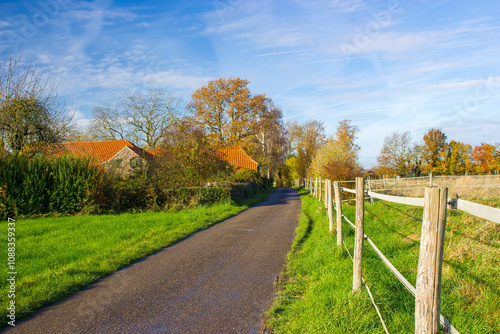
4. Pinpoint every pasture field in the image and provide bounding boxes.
[266,188,500,333]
